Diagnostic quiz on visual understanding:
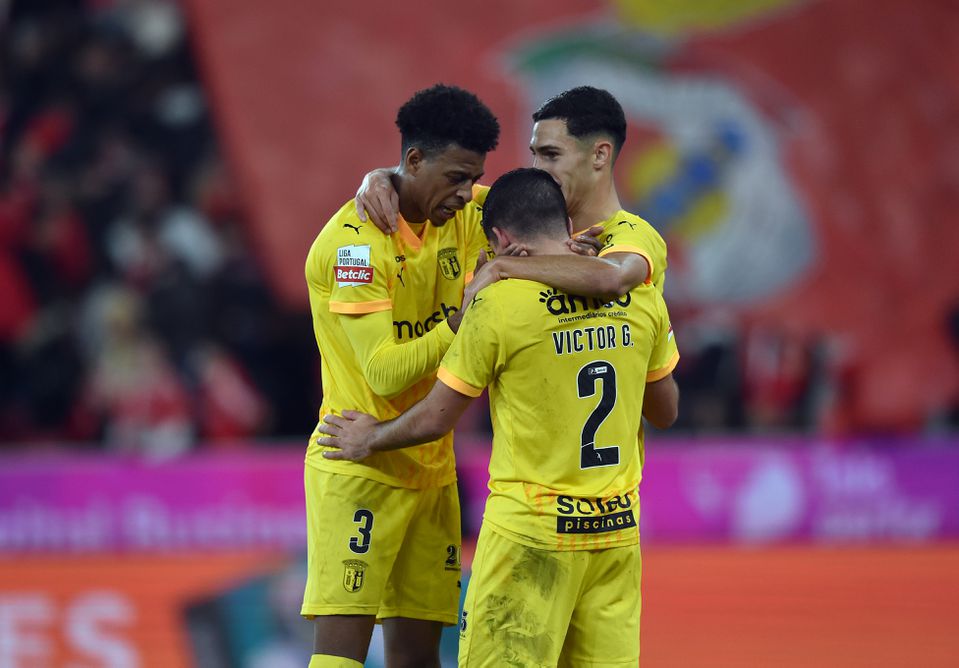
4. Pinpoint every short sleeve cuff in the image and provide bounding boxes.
[437,367,484,397]
[647,351,679,382]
